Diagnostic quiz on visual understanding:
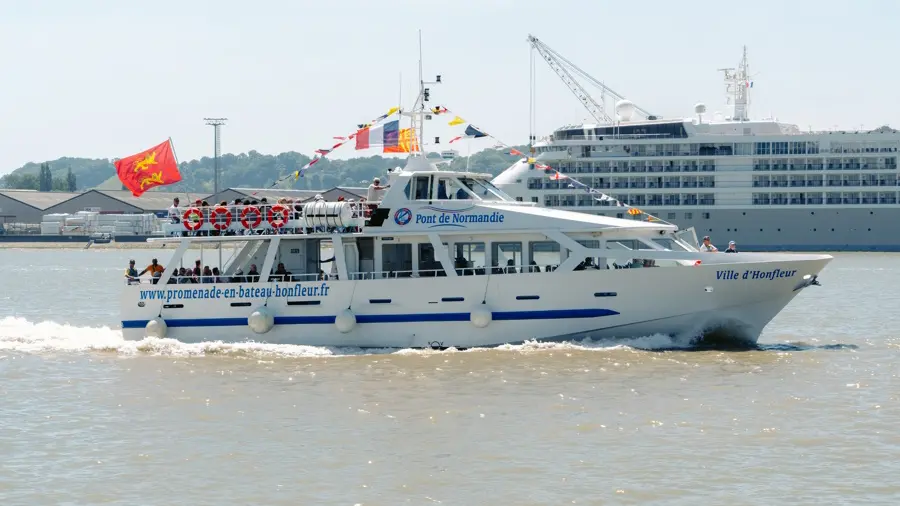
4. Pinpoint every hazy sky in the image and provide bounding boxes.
[2,0,897,174]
